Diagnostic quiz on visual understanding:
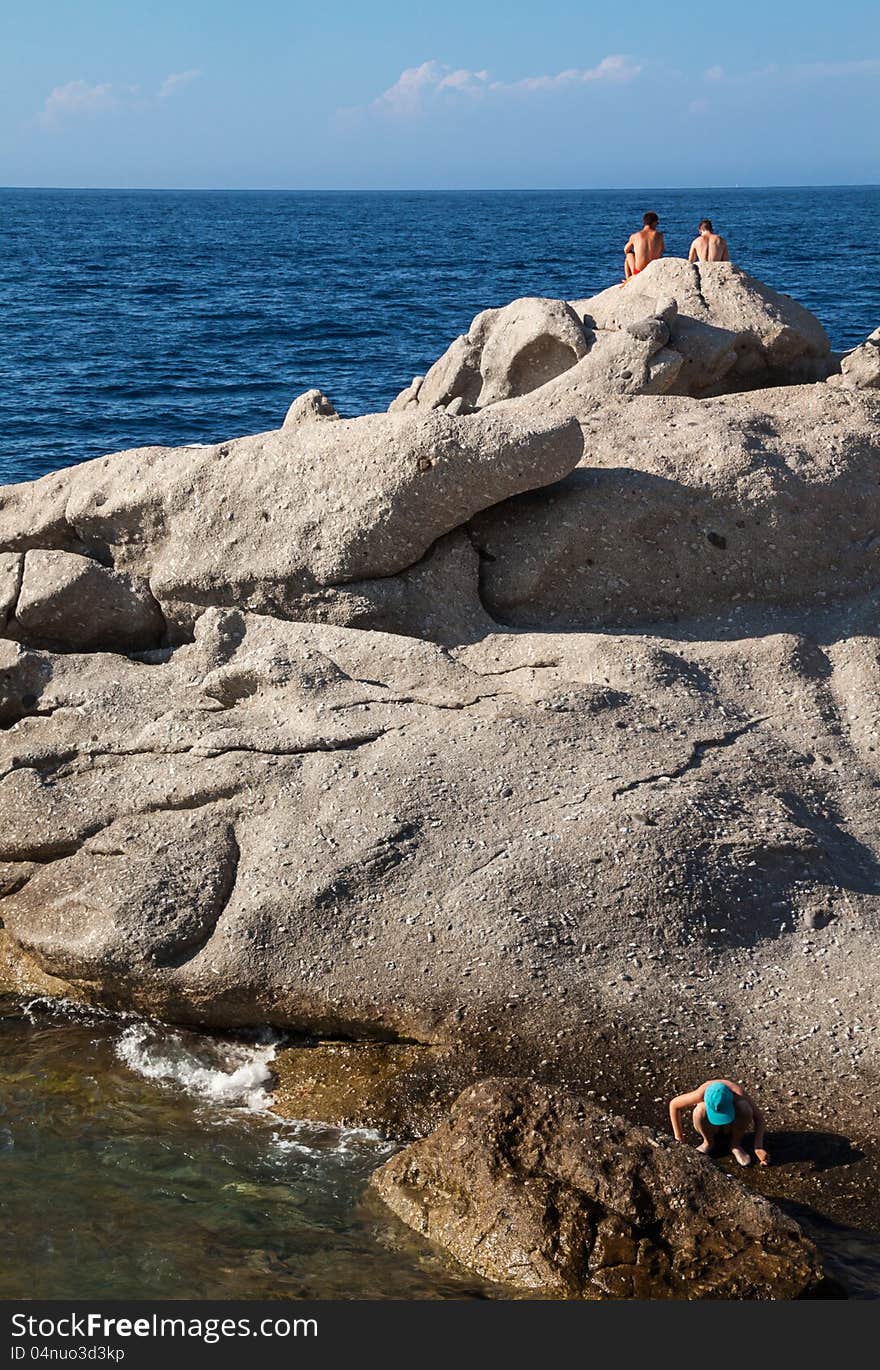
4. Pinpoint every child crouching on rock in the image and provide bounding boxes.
[669,1078,769,1167]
